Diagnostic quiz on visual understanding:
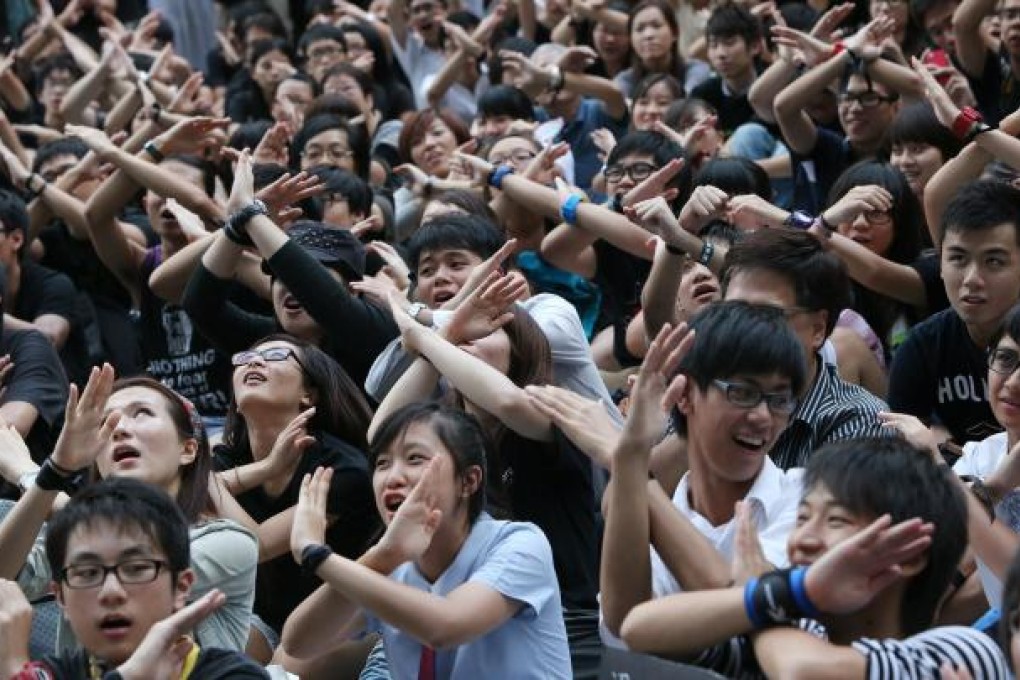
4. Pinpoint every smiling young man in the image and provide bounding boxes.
[889,180,1020,444]
[600,302,807,644]
[0,478,267,679]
